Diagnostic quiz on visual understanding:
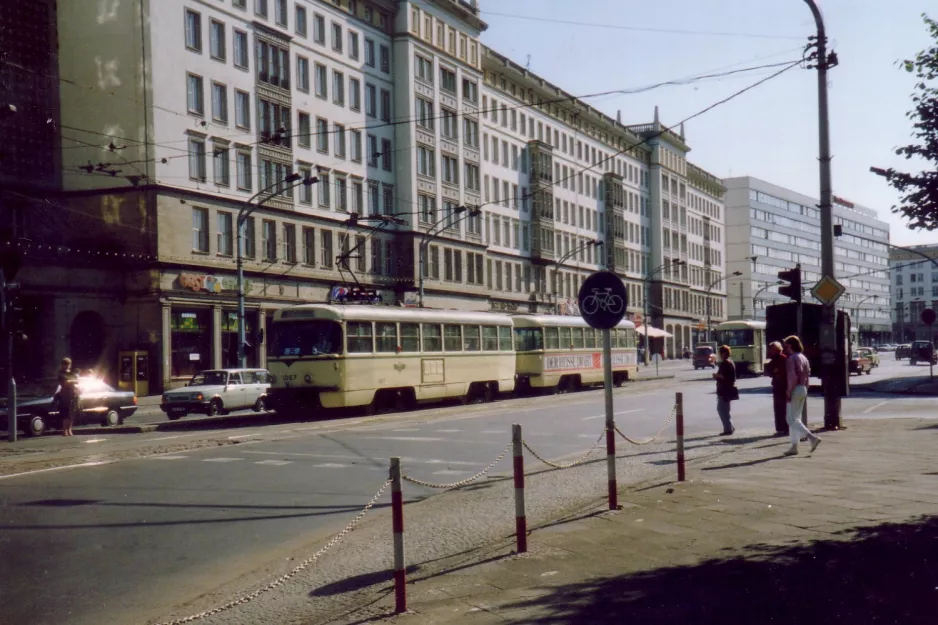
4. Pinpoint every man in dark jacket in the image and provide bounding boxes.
[765,341,788,436]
